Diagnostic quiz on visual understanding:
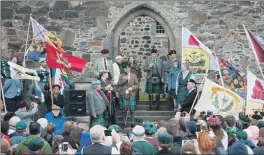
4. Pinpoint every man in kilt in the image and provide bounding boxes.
[117,65,139,128]
[87,80,109,127]
[143,49,164,111]
[175,63,195,111]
